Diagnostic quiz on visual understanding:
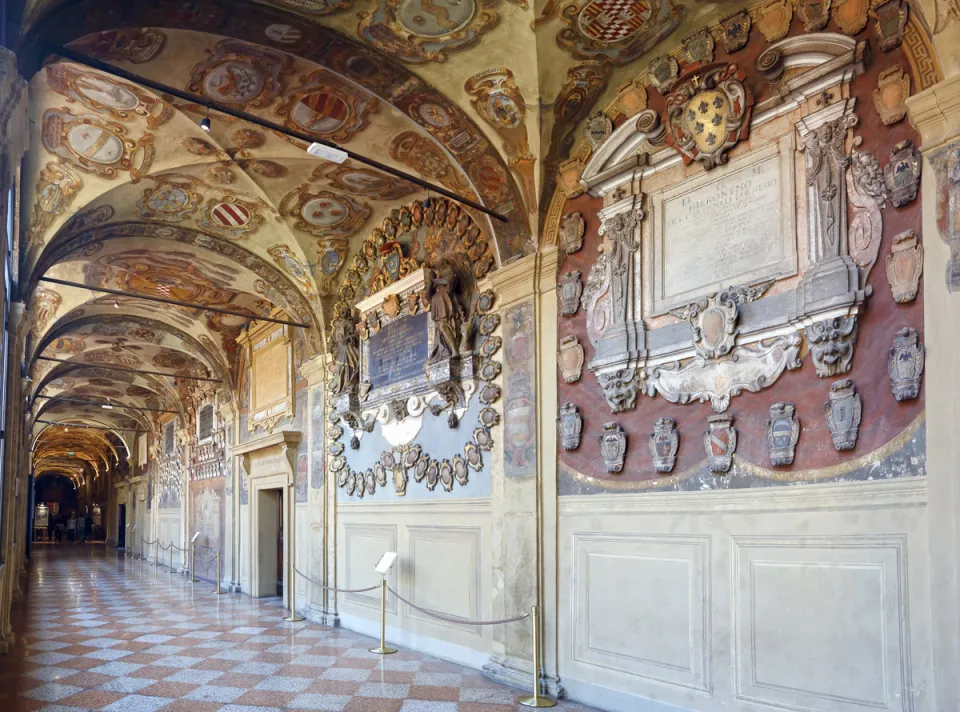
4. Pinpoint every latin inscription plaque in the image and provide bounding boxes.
[367,312,429,389]
[652,140,797,314]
